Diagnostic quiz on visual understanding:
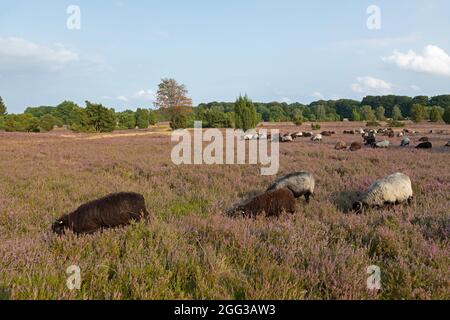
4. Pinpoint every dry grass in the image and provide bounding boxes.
[0,122,449,300]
